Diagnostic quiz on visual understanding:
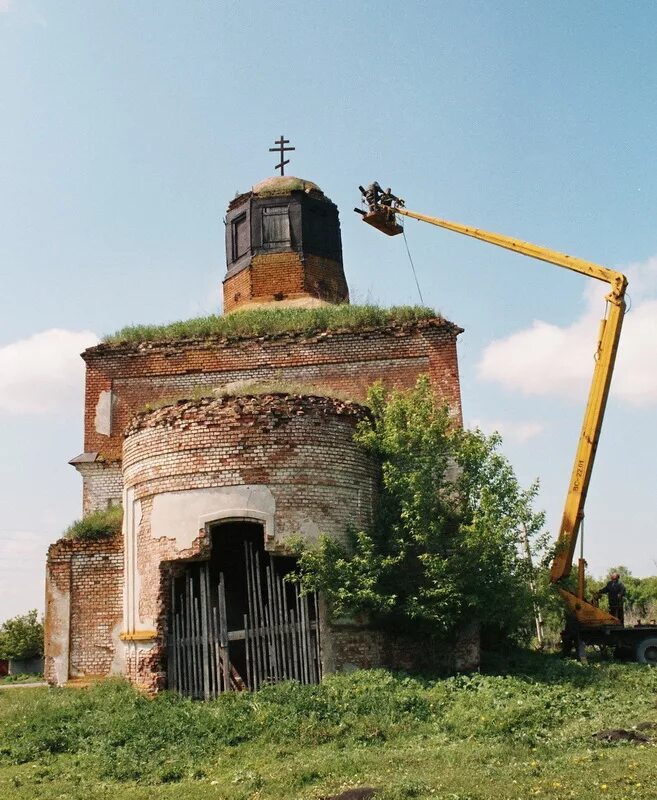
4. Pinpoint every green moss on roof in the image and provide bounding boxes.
[102,304,442,345]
